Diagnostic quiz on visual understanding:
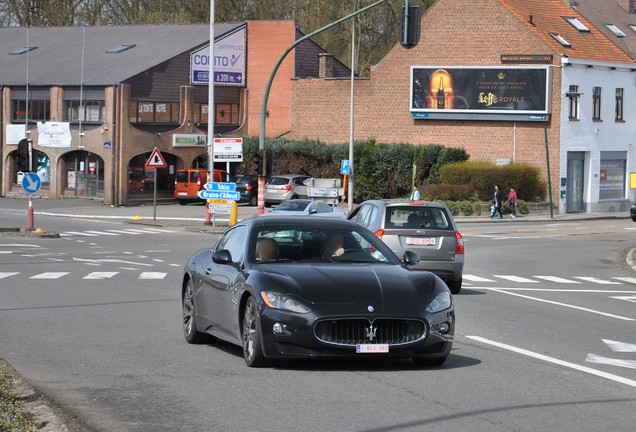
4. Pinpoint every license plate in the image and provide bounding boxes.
[406,237,436,246]
[356,344,389,354]
[177,192,187,196]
